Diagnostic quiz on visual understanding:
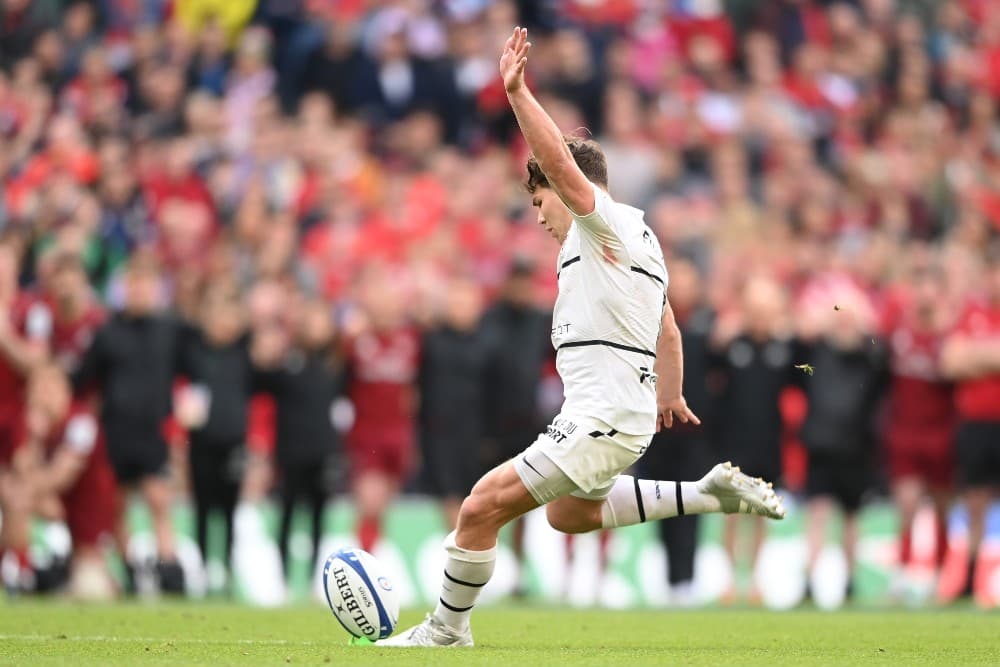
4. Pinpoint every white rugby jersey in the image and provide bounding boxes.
[551,183,668,435]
